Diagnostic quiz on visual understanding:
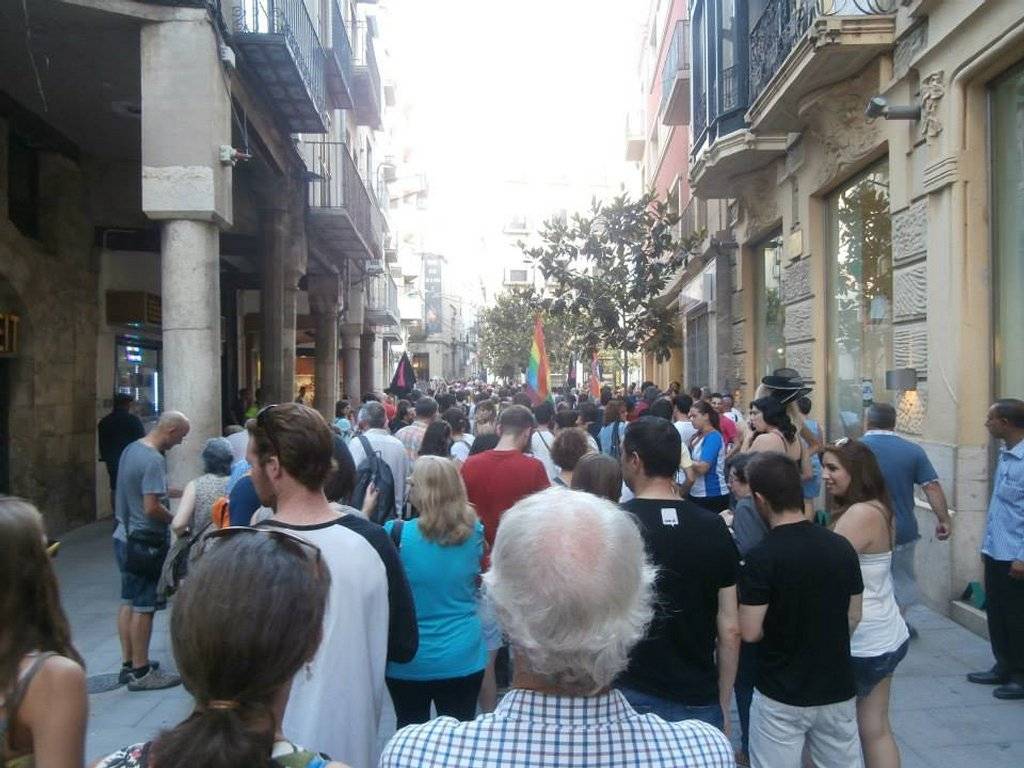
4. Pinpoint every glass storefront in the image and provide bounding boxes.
[115,337,162,428]
[756,234,786,379]
[826,163,893,440]
[991,61,1024,398]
